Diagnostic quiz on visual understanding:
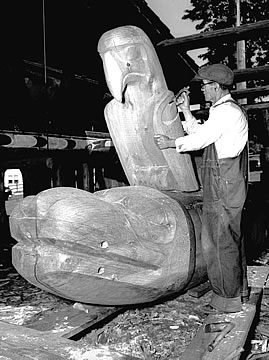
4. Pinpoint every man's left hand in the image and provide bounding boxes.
[154,134,175,150]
